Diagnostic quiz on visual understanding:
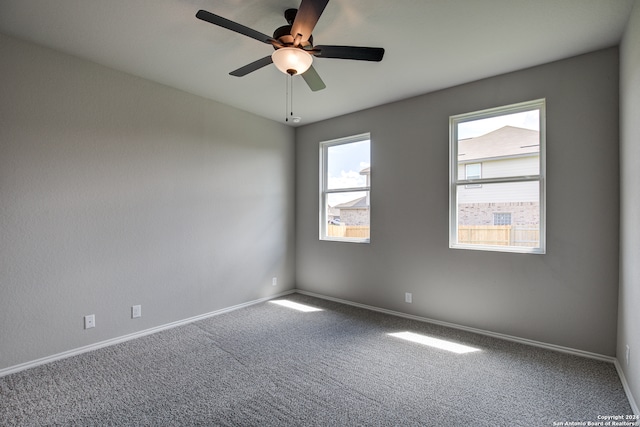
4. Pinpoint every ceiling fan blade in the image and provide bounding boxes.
[290,0,329,45]
[301,65,326,91]
[314,45,385,62]
[196,10,275,45]
[229,56,273,77]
